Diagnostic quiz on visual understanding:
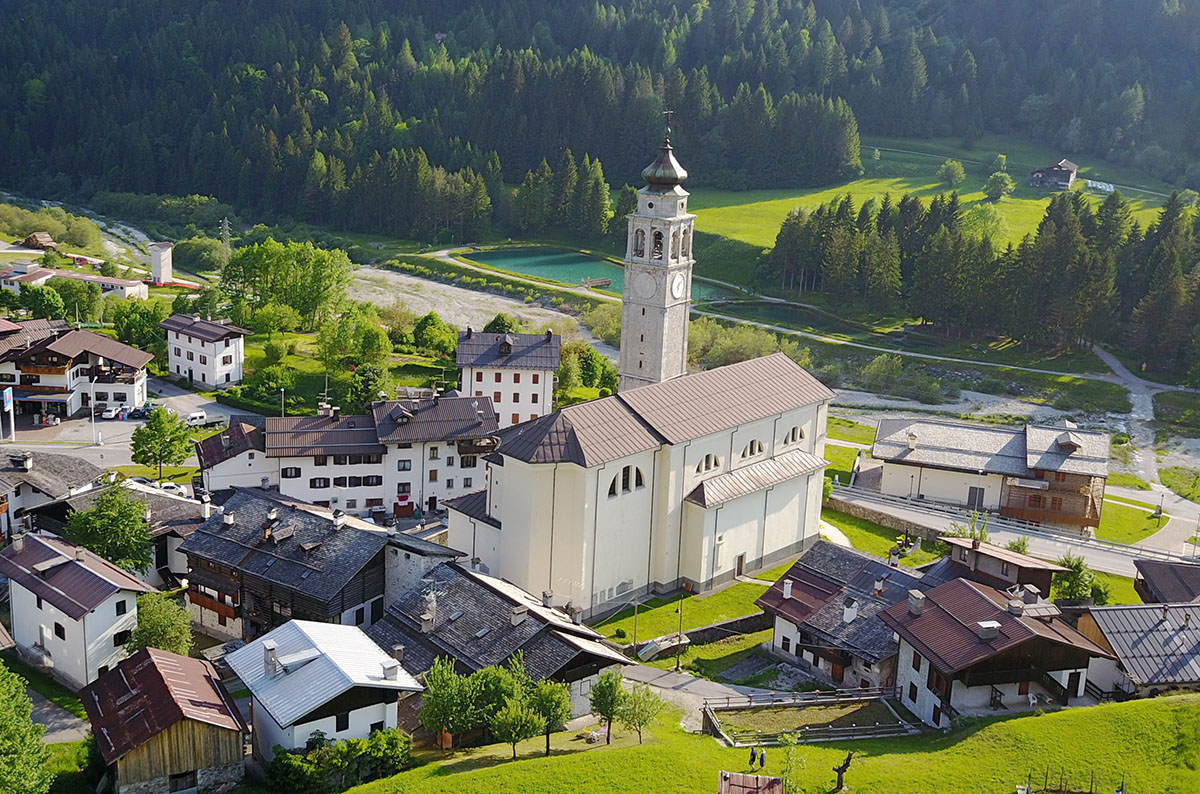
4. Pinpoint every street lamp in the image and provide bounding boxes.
[90,375,98,446]
[674,592,685,672]
[279,388,285,418]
